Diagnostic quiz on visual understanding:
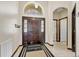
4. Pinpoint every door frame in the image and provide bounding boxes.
[22,16,45,45]
[56,20,60,42]
[53,17,68,45]
[72,4,76,52]
[53,19,60,42]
